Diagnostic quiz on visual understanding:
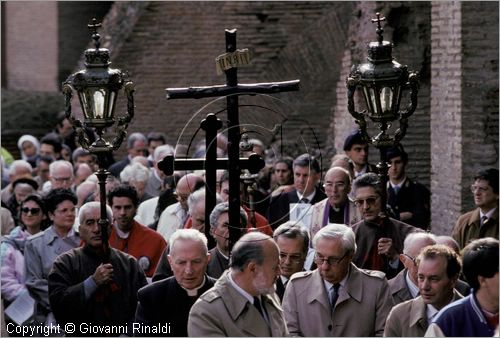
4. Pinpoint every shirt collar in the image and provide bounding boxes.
[354,165,368,177]
[405,270,420,298]
[46,225,78,244]
[297,189,316,202]
[480,207,497,220]
[280,275,289,285]
[114,224,130,239]
[389,177,407,189]
[323,266,349,291]
[426,304,439,323]
[228,270,254,304]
